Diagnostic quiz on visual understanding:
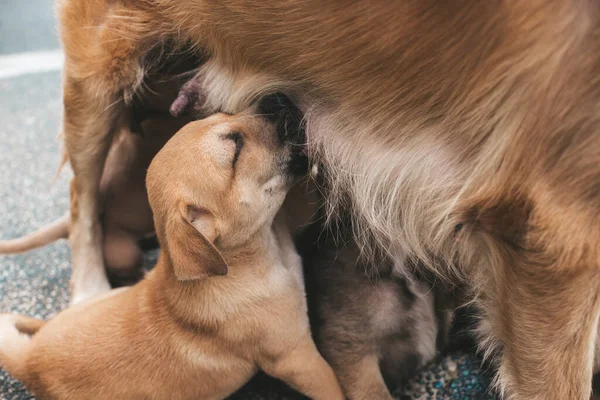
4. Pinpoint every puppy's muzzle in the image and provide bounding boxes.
[258,93,308,175]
